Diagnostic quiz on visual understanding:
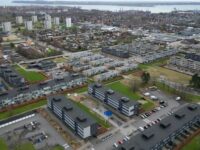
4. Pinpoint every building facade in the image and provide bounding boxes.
[48,95,98,139]
[25,21,33,31]
[32,16,38,23]
[53,17,60,26]
[2,22,11,32]
[44,20,52,29]
[88,83,139,116]
[16,16,23,24]
[66,18,72,28]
